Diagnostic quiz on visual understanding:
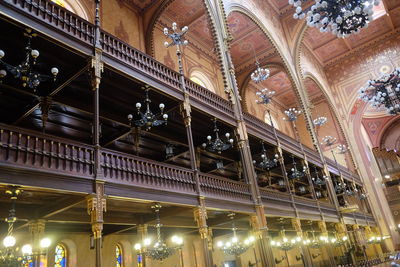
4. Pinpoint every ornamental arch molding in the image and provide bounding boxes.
[224,6,306,112]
